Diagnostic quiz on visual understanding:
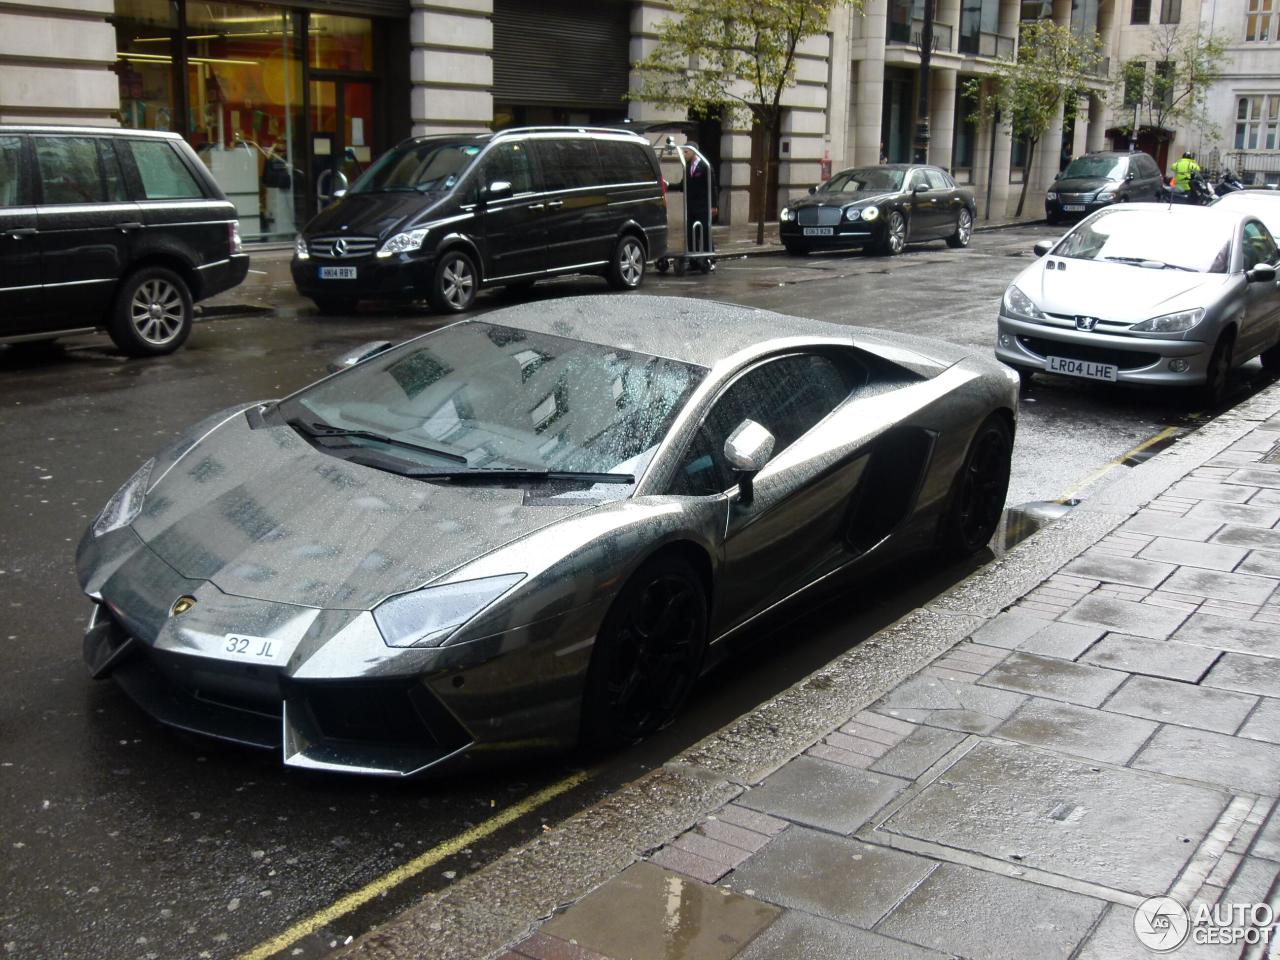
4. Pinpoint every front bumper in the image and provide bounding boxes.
[780,219,883,247]
[995,313,1213,386]
[1045,196,1116,220]
[290,252,437,302]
